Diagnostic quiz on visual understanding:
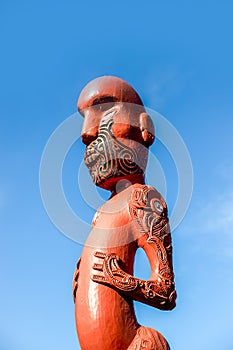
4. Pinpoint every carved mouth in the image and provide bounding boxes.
[84,152,96,165]
[84,139,106,165]
[84,150,104,167]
